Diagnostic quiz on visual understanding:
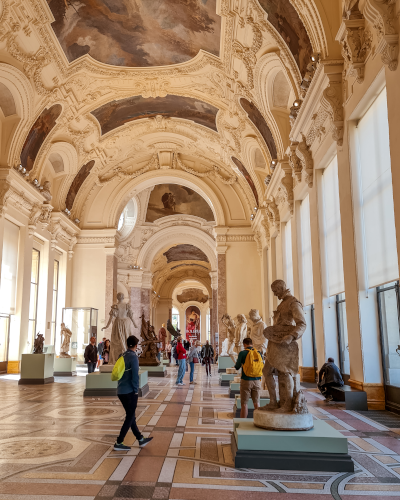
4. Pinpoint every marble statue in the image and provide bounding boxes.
[235,314,247,354]
[249,309,268,355]
[102,292,137,365]
[139,315,160,366]
[33,333,44,354]
[254,279,313,431]
[158,323,167,351]
[221,314,237,362]
[59,323,72,358]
